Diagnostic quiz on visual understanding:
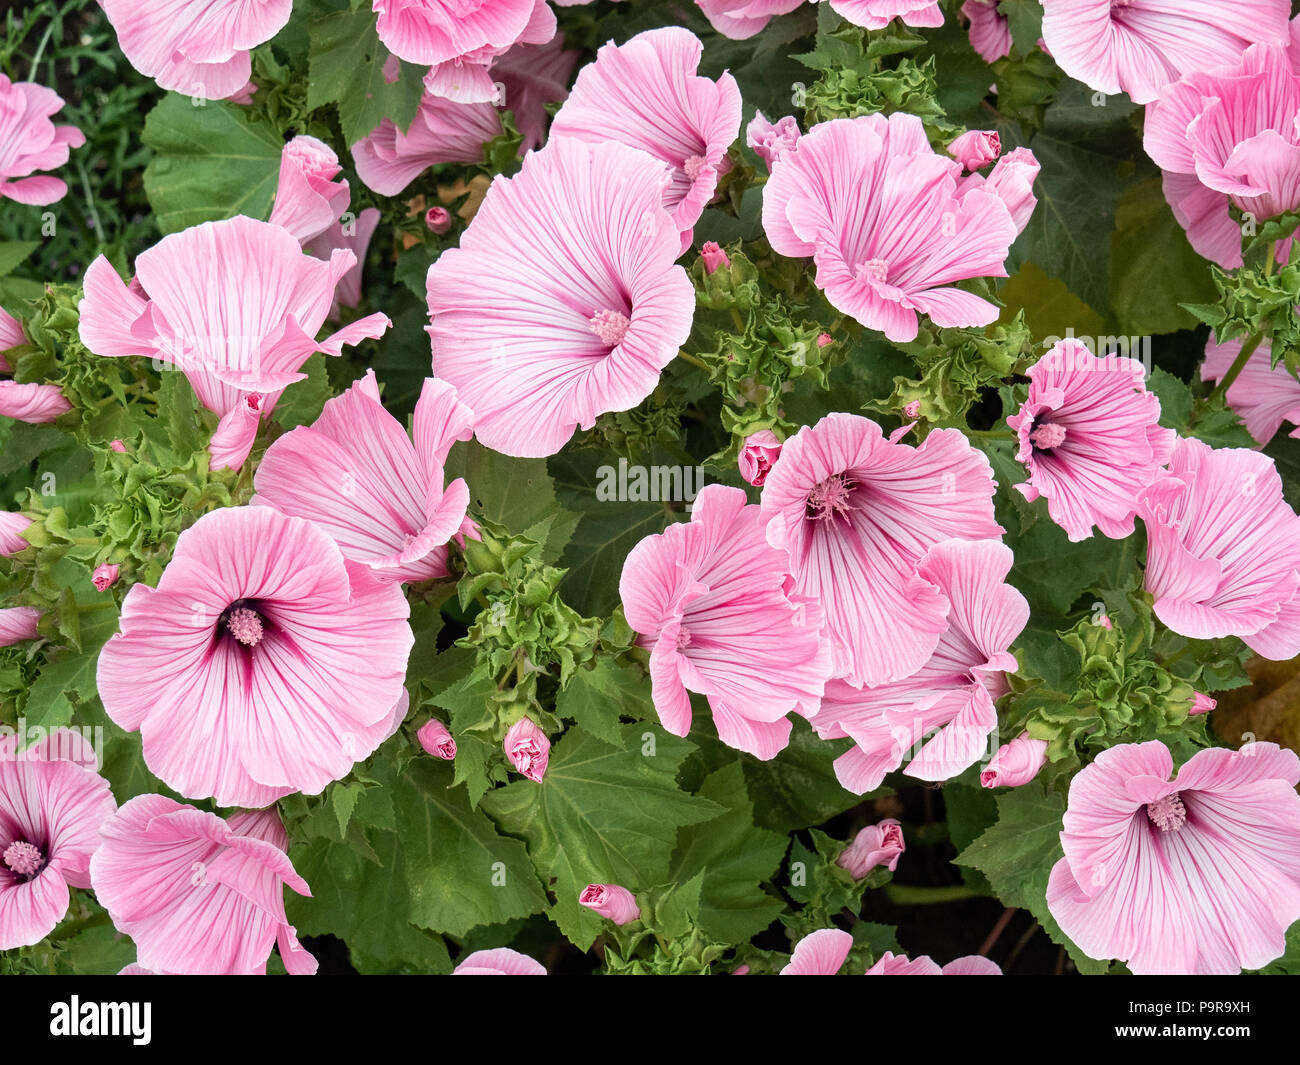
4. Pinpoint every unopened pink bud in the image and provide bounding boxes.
[981,732,1048,788]
[700,241,731,275]
[1189,691,1216,716]
[426,207,452,234]
[109,439,126,453]
[418,719,457,759]
[816,333,833,348]
[837,818,905,878]
[504,717,549,782]
[739,429,782,487]
[578,883,640,925]
[0,512,32,557]
[947,129,1001,171]
[902,400,921,419]
[91,562,120,591]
